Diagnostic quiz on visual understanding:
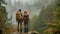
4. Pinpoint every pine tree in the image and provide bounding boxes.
[44,0,60,34]
[0,0,7,33]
